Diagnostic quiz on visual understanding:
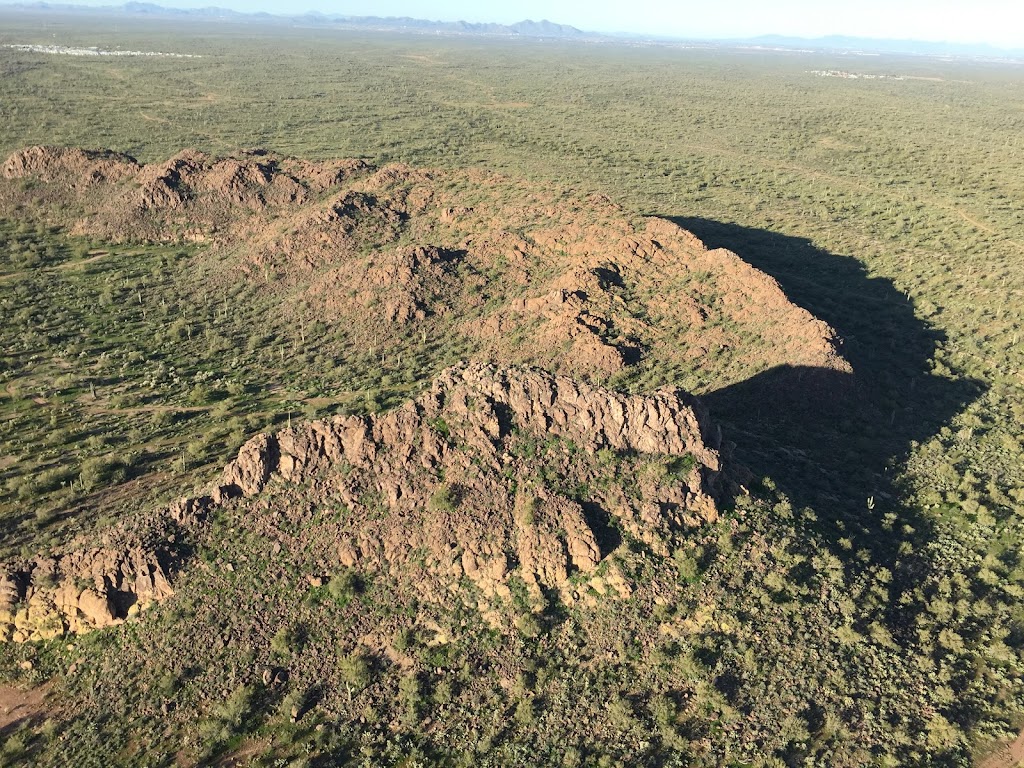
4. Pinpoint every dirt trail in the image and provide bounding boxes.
[55,251,116,270]
[81,403,210,417]
[0,685,49,731]
[978,727,1024,768]
[930,201,1024,253]
[76,250,110,264]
